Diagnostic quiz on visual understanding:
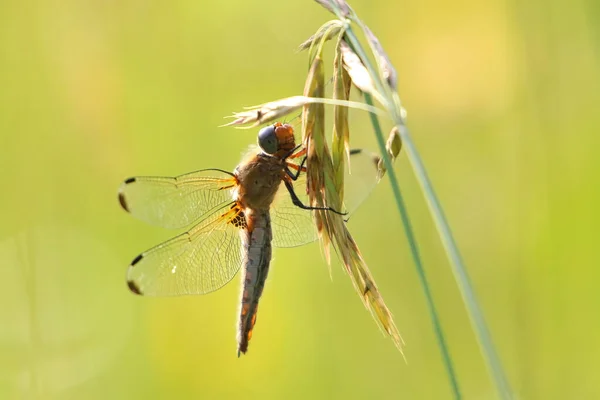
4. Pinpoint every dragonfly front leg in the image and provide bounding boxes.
[283,180,346,216]
[284,156,307,181]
